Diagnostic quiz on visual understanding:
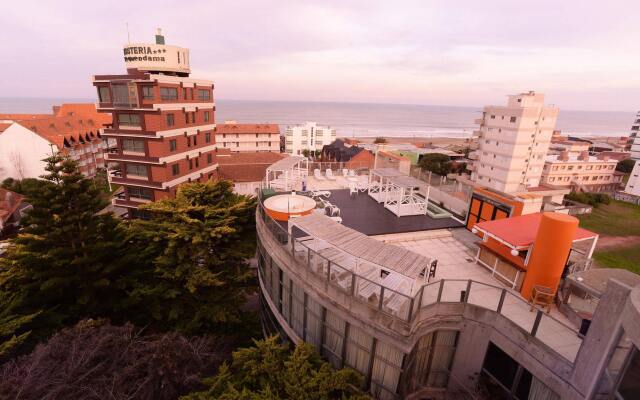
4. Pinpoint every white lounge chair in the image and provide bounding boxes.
[325,169,337,180]
[349,183,358,197]
[314,169,326,180]
[342,169,349,177]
